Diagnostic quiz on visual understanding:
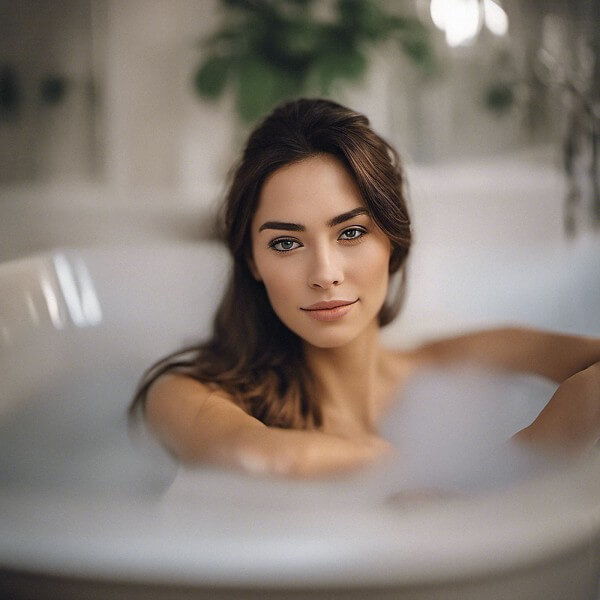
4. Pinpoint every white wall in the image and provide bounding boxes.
[0,0,98,182]
[103,0,233,199]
